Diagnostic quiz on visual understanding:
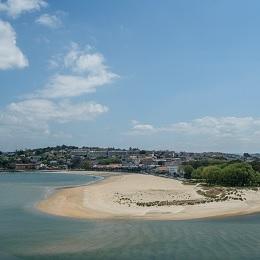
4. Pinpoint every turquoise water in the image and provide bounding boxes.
[0,172,260,260]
